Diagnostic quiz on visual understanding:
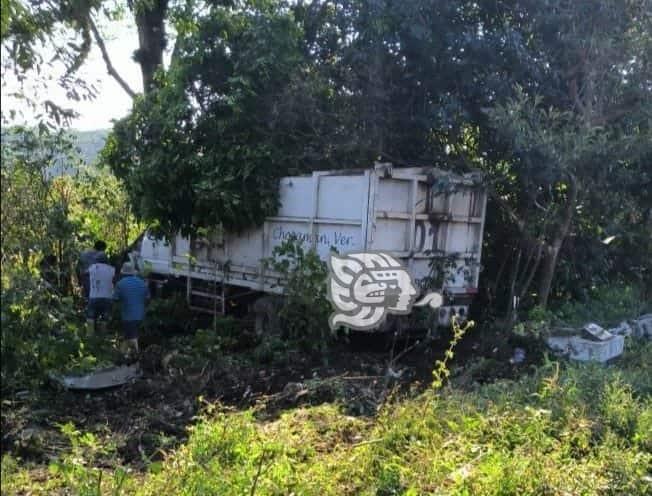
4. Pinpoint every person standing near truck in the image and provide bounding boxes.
[78,240,107,300]
[113,262,150,361]
[86,252,115,335]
